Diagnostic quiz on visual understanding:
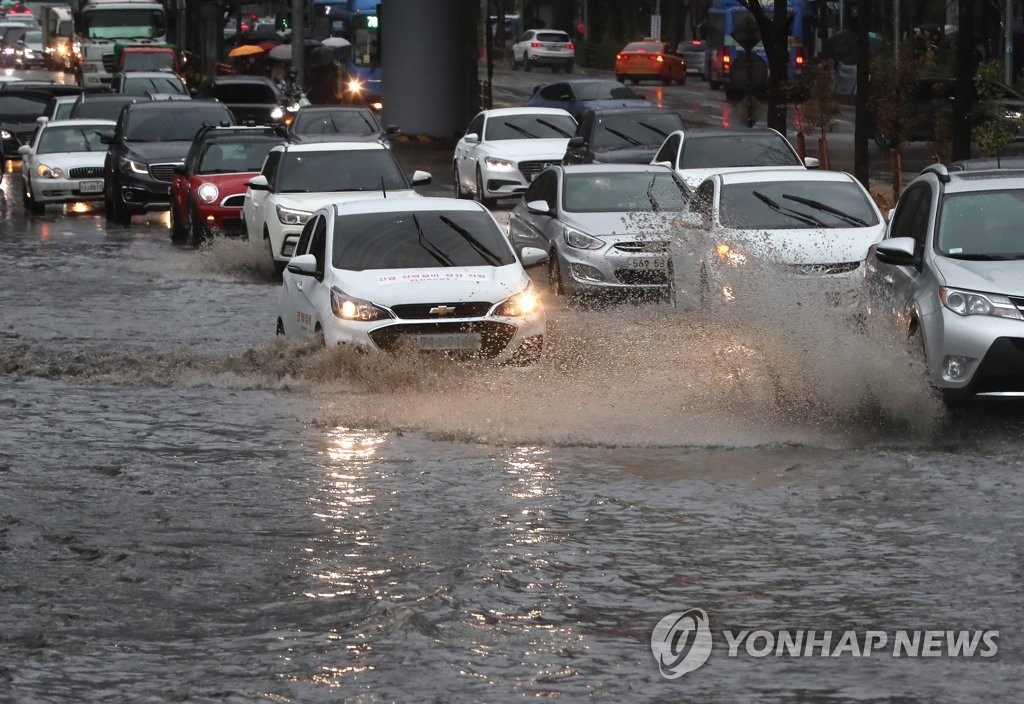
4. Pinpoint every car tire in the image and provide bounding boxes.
[188,199,206,245]
[662,73,671,85]
[630,78,640,85]
[453,163,468,199]
[548,252,565,297]
[709,79,721,90]
[510,53,519,70]
[276,318,285,336]
[169,203,188,244]
[475,167,495,208]
[698,265,711,310]
[565,62,574,74]
[615,74,625,83]
[524,55,531,71]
